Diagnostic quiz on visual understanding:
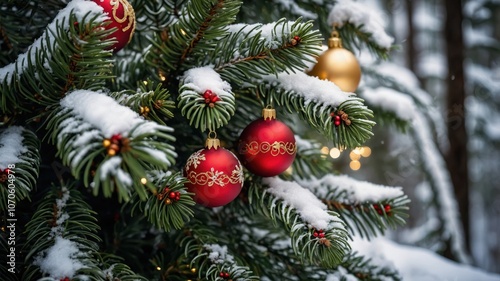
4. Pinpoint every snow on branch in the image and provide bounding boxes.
[0,0,107,84]
[263,177,344,230]
[32,187,86,279]
[298,174,404,204]
[0,126,28,169]
[328,0,394,49]
[360,85,471,263]
[261,71,351,107]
